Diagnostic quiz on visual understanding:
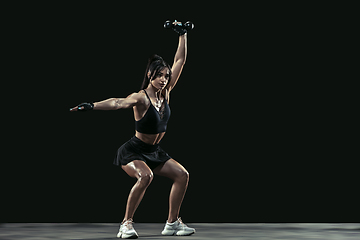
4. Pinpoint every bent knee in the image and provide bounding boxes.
[138,172,154,186]
[178,169,189,182]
